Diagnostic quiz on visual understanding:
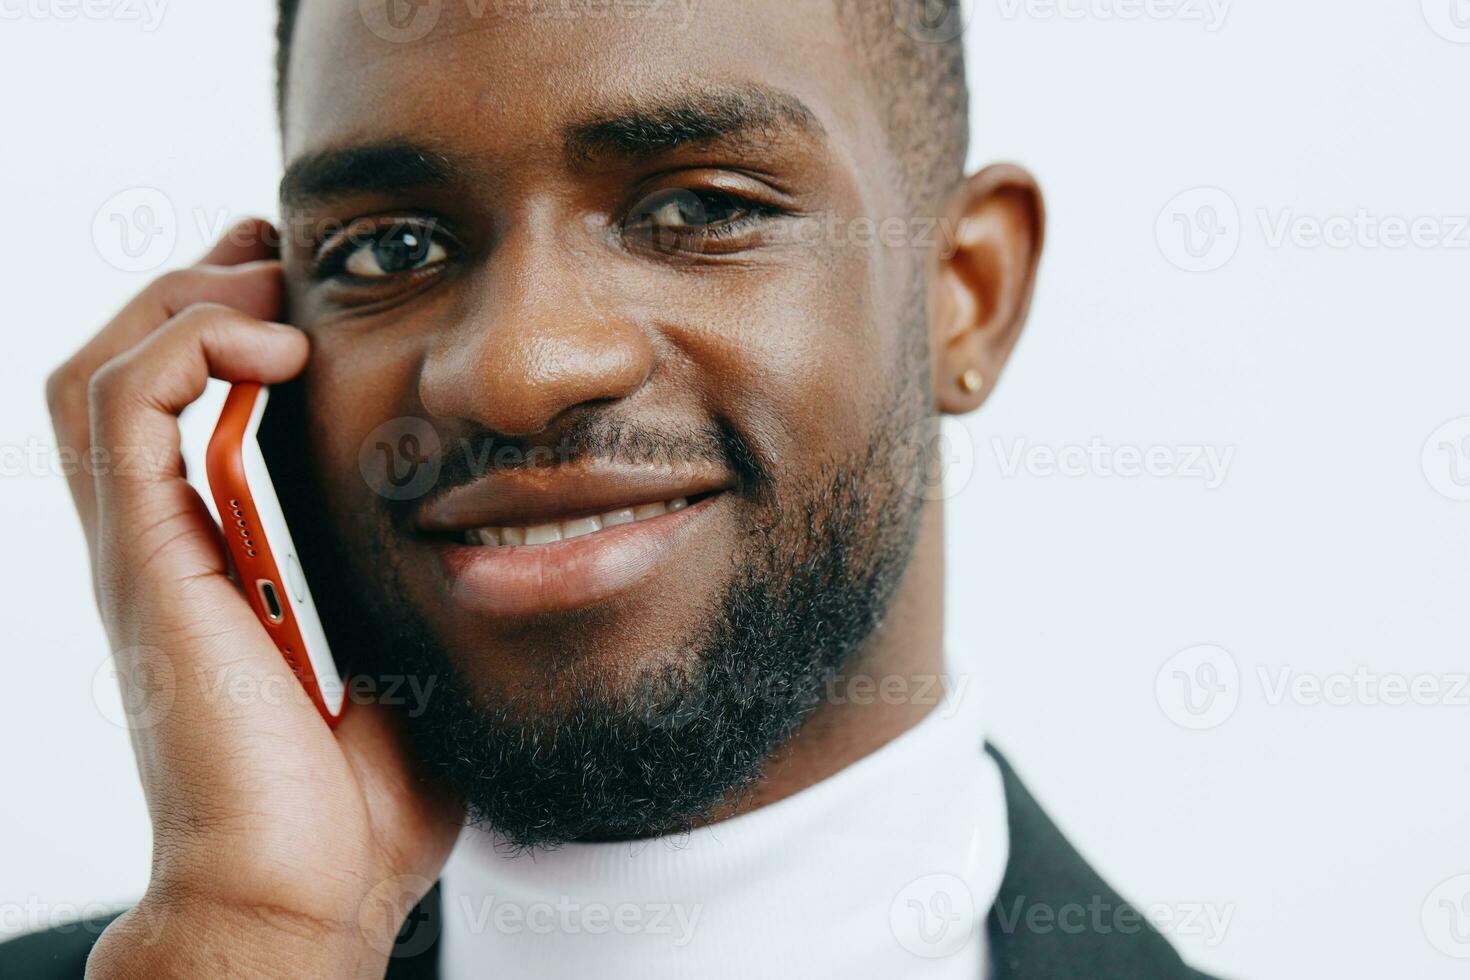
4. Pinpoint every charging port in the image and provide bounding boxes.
[256,579,285,624]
